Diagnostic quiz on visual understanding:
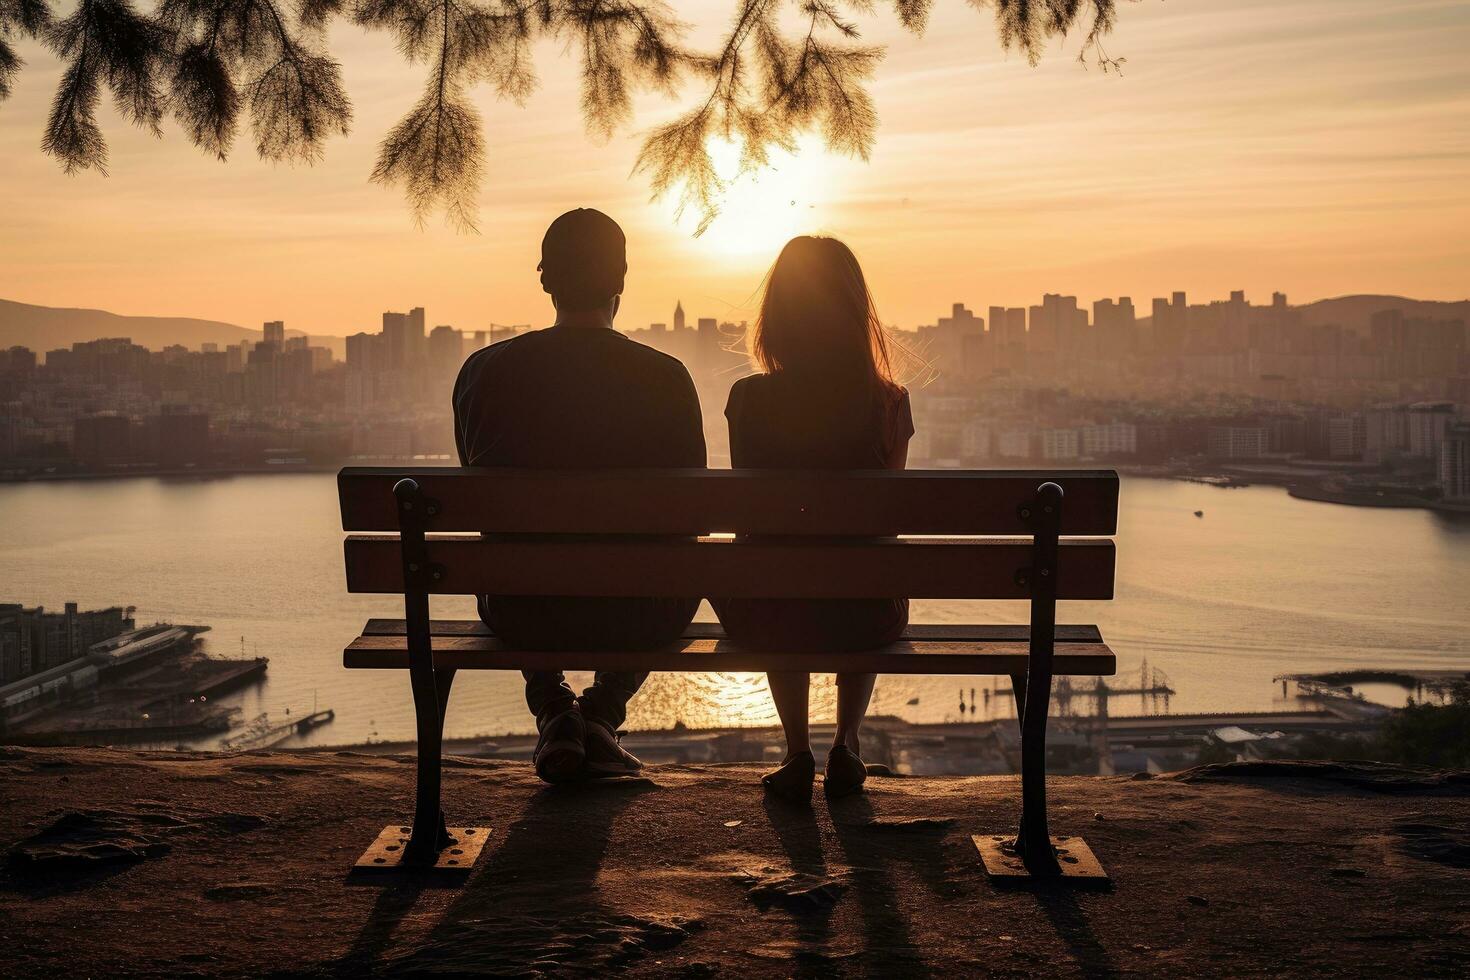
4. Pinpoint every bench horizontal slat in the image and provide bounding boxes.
[343,536,1116,599]
[343,635,1117,676]
[358,618,1107,643]
[338,468,1120,535]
